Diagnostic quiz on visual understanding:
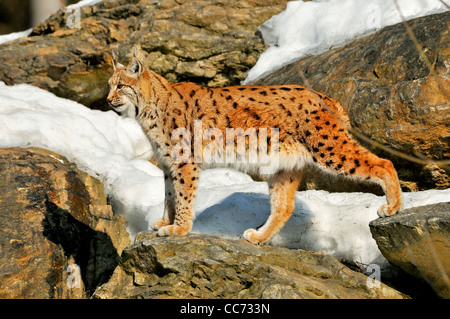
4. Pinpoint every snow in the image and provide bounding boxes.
[243,0,449,84]
[1,82,449,269]
[67,0,102,9]
[0,29,32,46]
